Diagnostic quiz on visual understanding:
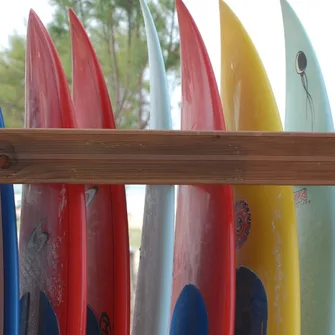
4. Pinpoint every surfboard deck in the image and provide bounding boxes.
[281,0,335,334]
[219,1,300,334]
[69,9,130,335]
[19,10,87,335]
[0,107,19,335]
[170,1,235,334]
[132,1,175,334]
